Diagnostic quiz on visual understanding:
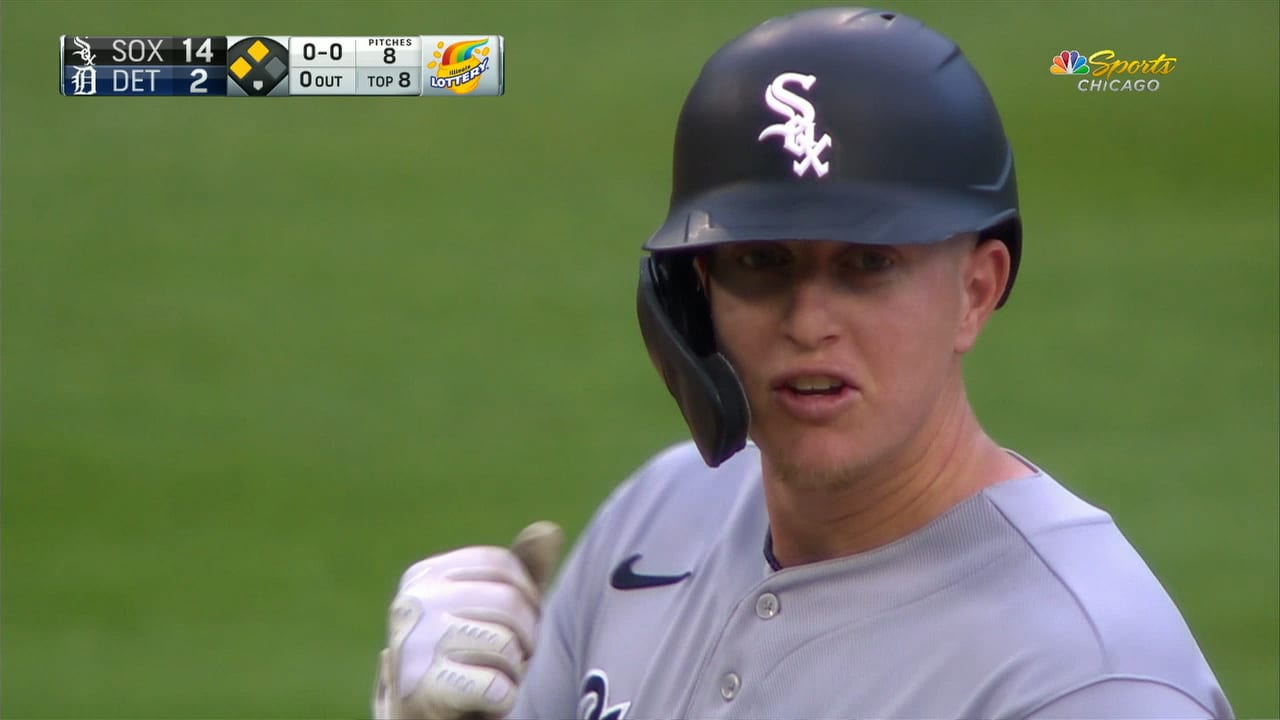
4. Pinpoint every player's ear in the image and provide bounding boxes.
[693,254,712,295]
[955,235,1010,354]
